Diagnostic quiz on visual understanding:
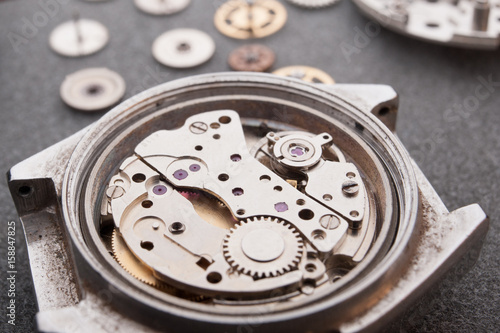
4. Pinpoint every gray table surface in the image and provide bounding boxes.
[0,0,499,332]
